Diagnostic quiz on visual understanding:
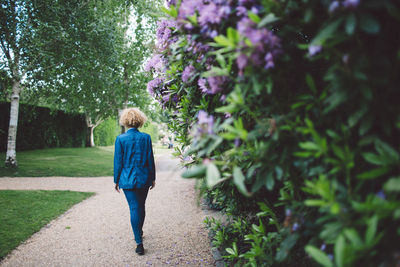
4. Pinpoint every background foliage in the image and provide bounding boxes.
[94,118,120,147]
[147,0,400,266]
[0,103,86,151]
